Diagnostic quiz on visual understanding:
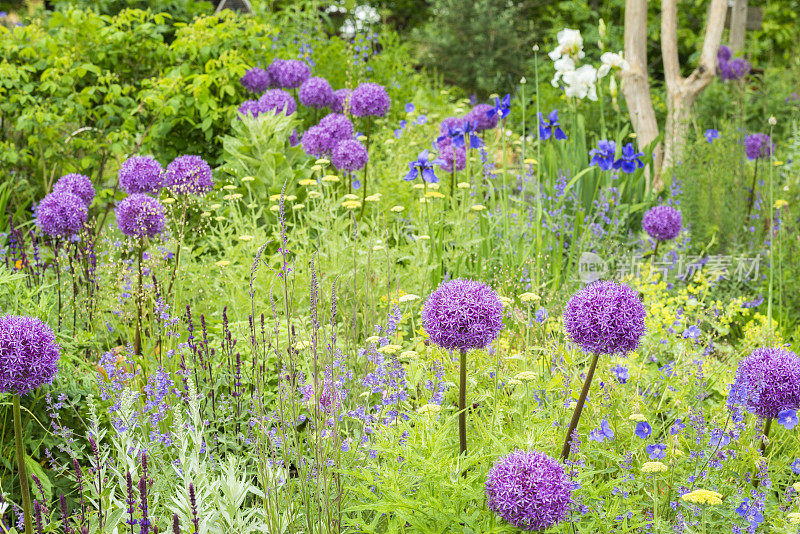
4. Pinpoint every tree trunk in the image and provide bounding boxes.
[621,0,661,187]
[729,0,748,54]
[659,0,727,180]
